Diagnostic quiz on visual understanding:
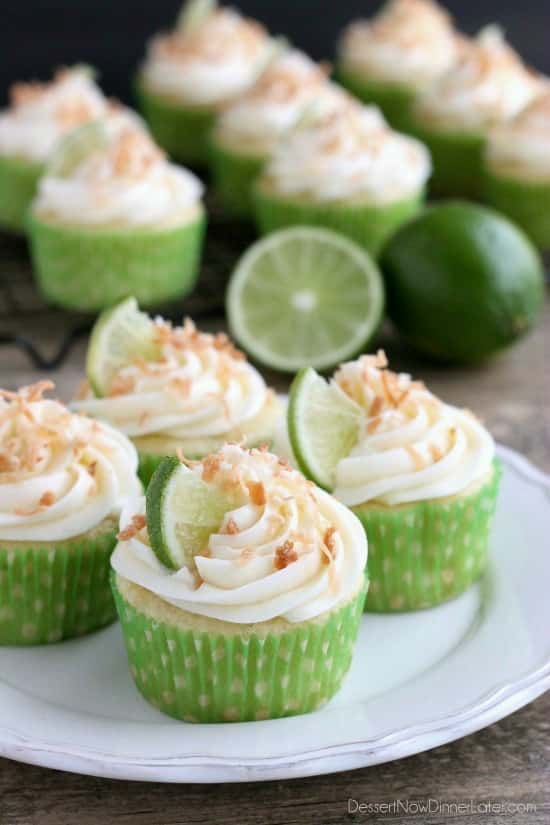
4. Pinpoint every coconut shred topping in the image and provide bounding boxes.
[112,445,367,623]
[332,353,495,507]
[73,320,272,442]
[33,126,203,226]
[415,26,542,130]
[486,90,550,179]
[339,0,459,90]
[261,103,431,202]
[0,67,134,163]
[141,7,272,106]
[214,50,330,152]
[0,382,141,542]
